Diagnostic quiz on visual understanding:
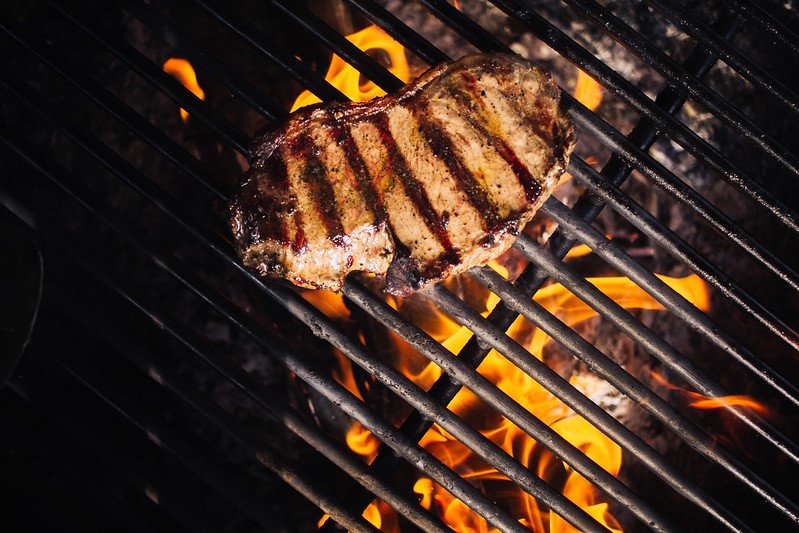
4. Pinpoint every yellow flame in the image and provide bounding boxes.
[290,25,410,112]
[414,478,435,510]
[363,501,382,529]
[162,58,206,122]
[346,421,380,463]
[573,69,603,111]
[564,243,593,259]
